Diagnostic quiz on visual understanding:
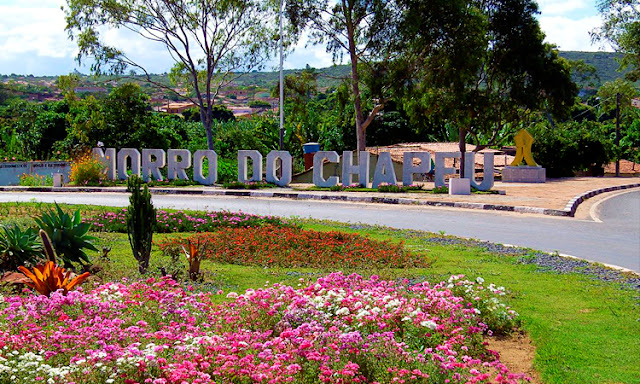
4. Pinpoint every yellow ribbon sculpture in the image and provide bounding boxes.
[510,129,538,167]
